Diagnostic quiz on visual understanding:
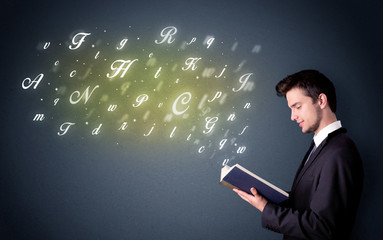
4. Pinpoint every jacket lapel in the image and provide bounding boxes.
[291,128,347,192]
[293,141,315,183]
[291,140,327,192]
